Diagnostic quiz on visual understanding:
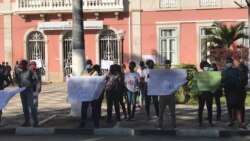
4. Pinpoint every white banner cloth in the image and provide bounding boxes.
[67,76,106,102]
[0,87,26,110]
[147,69,187,96]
